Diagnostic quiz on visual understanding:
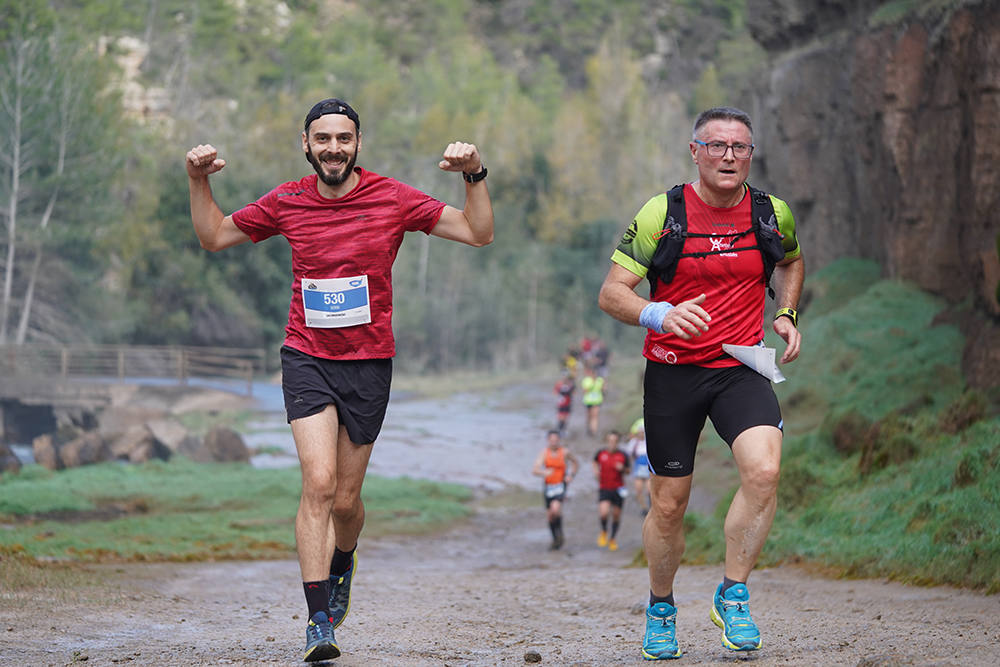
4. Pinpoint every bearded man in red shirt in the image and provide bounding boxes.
[185,98,493,662]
